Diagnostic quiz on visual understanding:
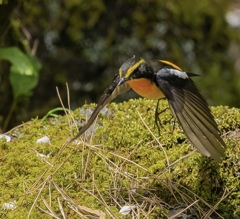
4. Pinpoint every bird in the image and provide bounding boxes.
[70,56,226,162]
